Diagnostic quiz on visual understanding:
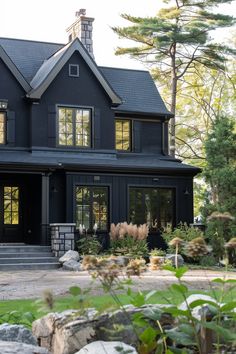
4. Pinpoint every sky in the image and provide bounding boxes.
[1,0,236,70]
